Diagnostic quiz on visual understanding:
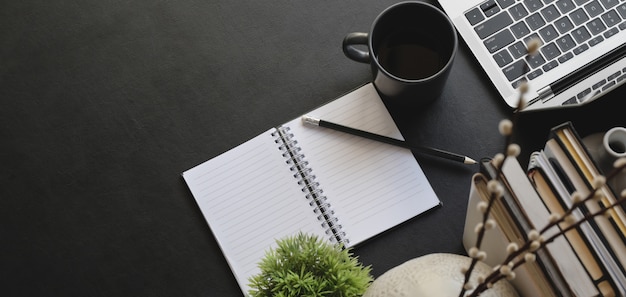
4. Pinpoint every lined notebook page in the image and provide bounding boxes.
[183,83,440,295]
[286,83,440,246]
[182,130,328,295]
